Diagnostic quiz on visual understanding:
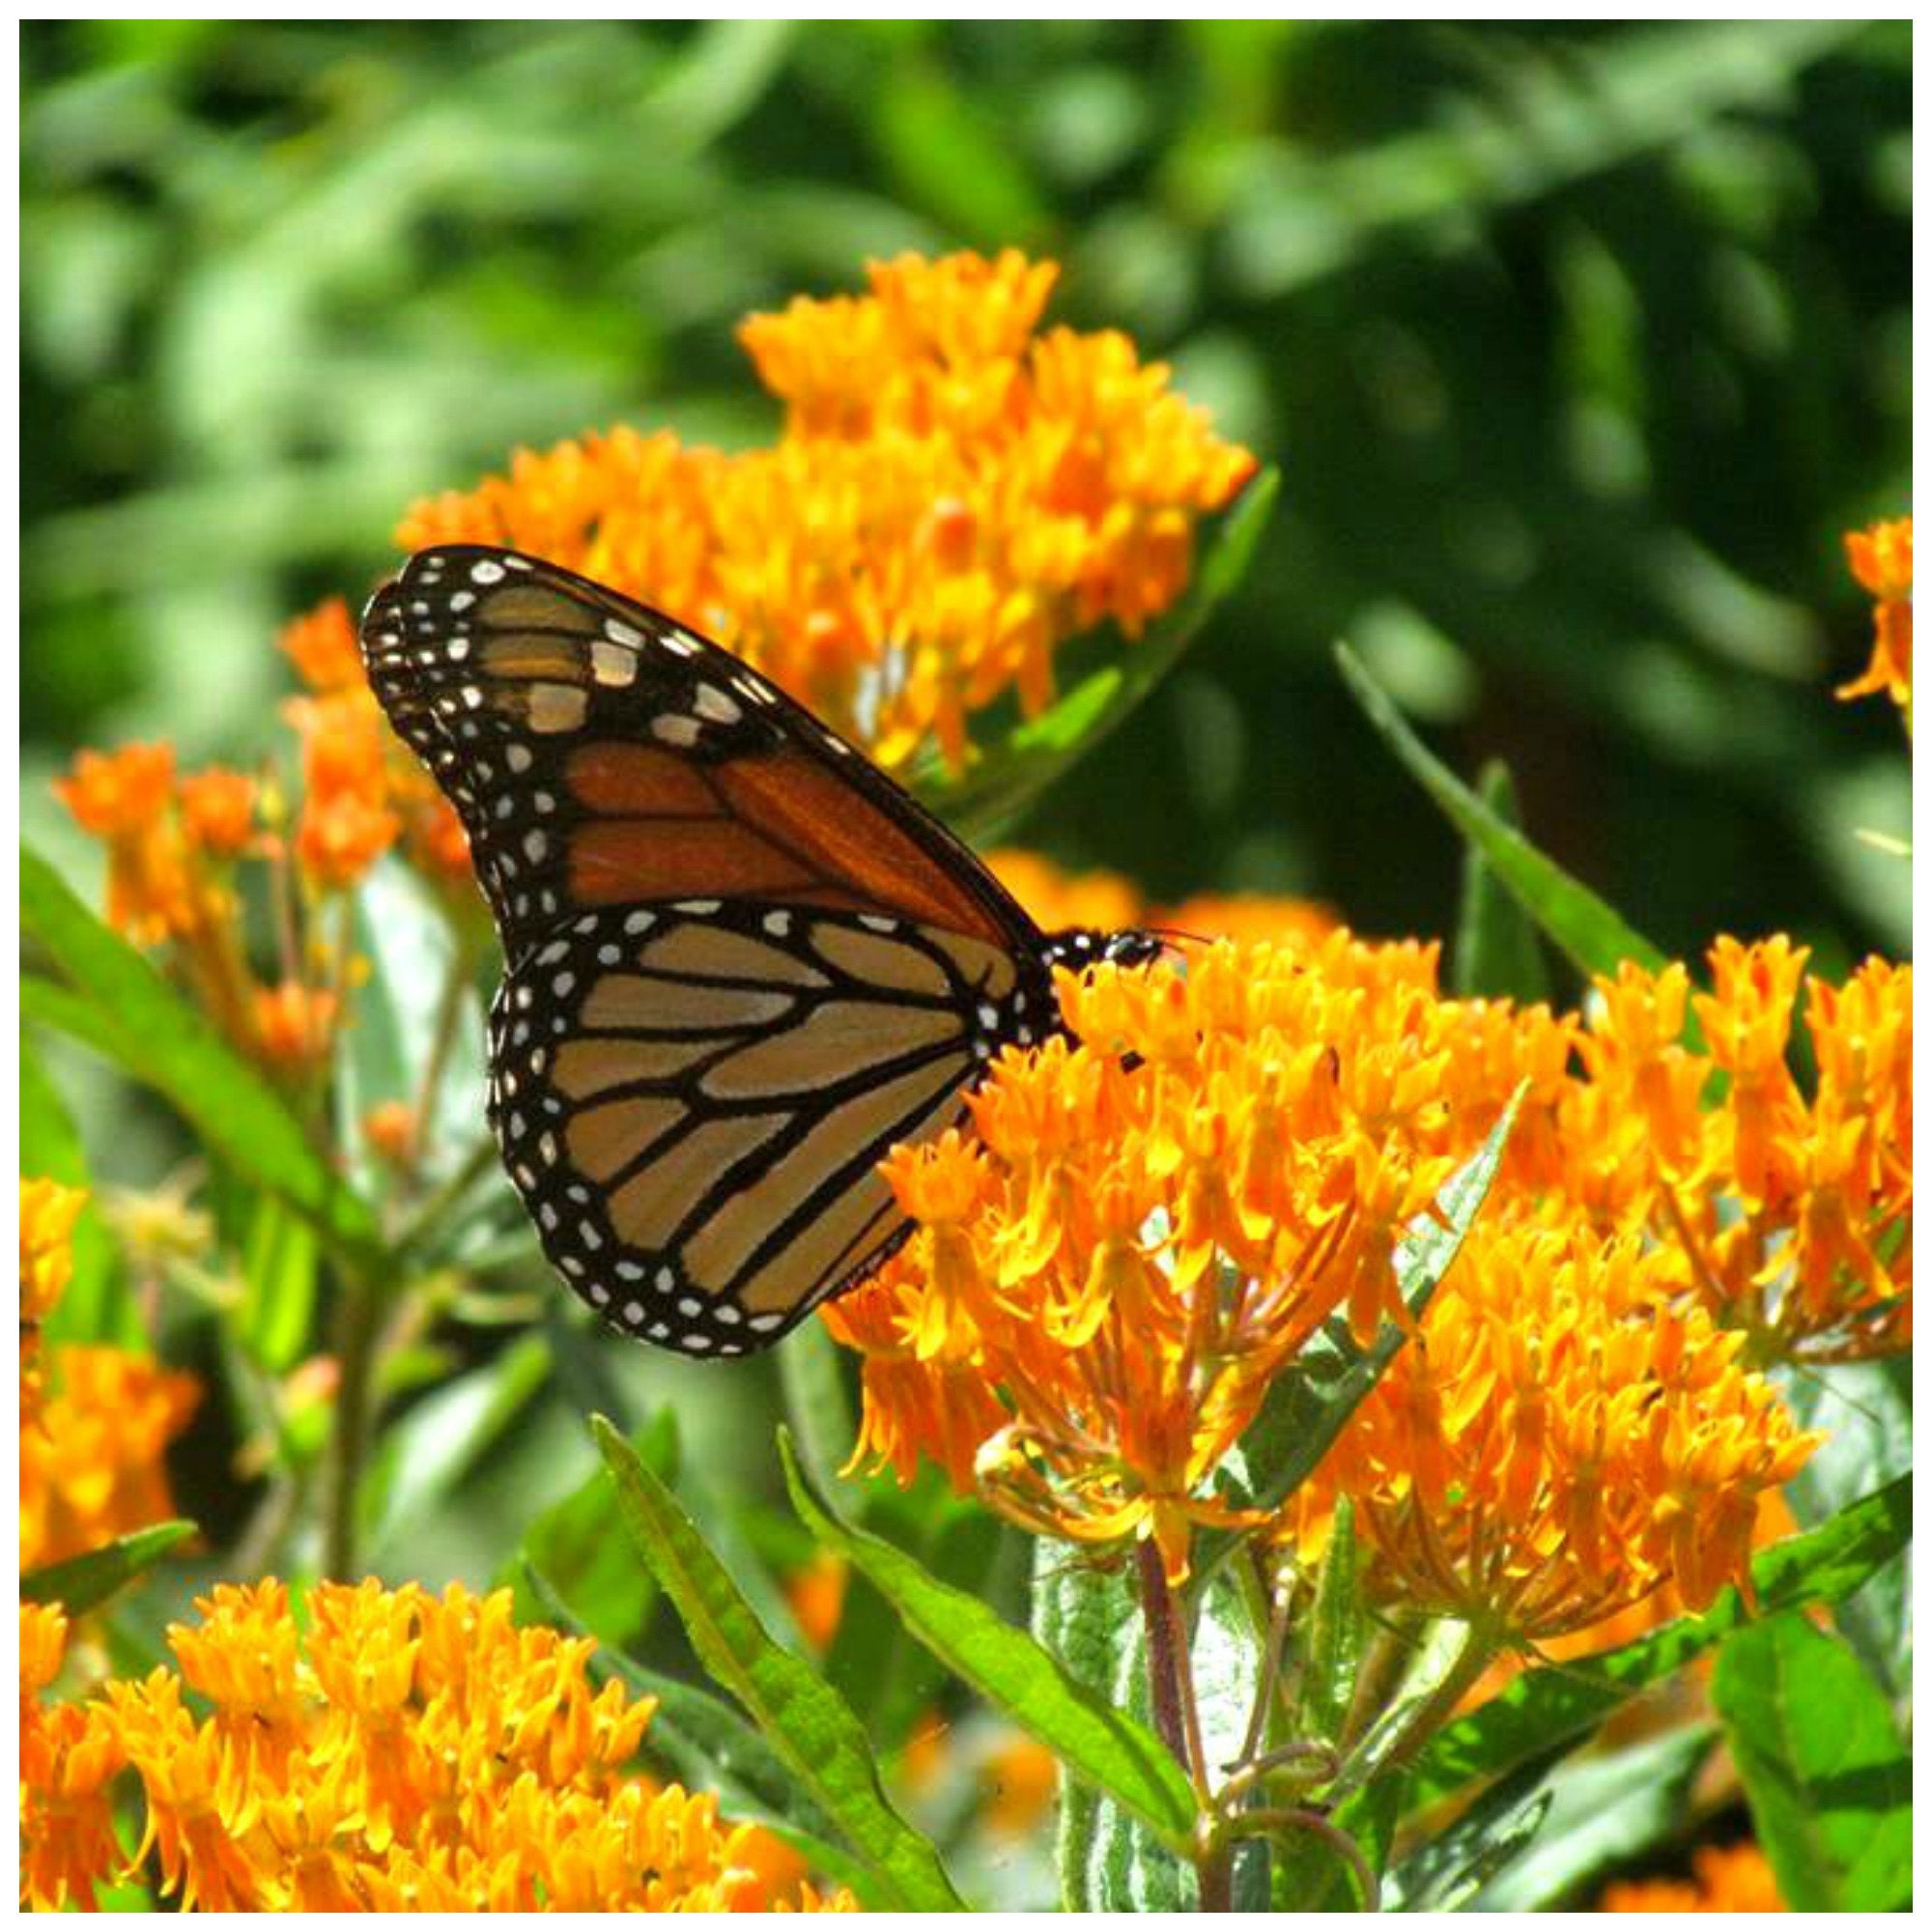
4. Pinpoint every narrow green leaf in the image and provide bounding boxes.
[336,857,487,1200]
[1207,1087,1522,1562]
[777,1316,859,1503]
[593,1416,964,1914]
[781,1430,1198,1853]
[239,1193,318,1373]
[21,1520,197,1613]
[364,1334,552,1563]
[1408,1475,1912,1810]
[1714,1612,1911,1910]
[19,845,381,1257]
[1452,760,1552,1002]
[1382,1743,1560,1911]
[1302,1497,1364,1742]
[520,1561,871,1900]
[506,1412,679,1652]
[923,468,1281,842]
[1471,1724,1718,1909]
[20,1032,134,1347]
[1334,646,1668,979]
